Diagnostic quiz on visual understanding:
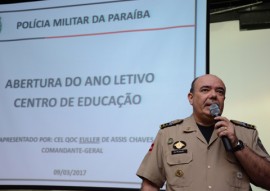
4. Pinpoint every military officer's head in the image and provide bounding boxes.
[188,74,226,126]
